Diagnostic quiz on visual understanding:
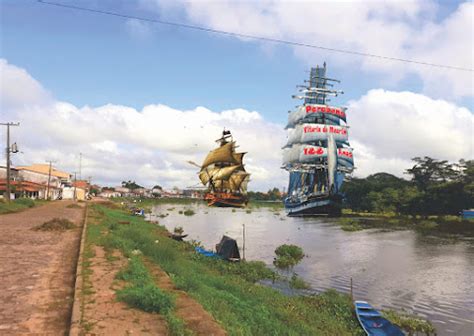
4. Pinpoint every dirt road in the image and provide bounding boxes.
[0,201,85,335]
